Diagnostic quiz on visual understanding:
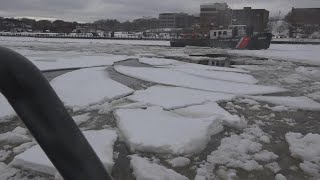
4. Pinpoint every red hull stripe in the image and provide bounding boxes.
[236,36,251,49]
